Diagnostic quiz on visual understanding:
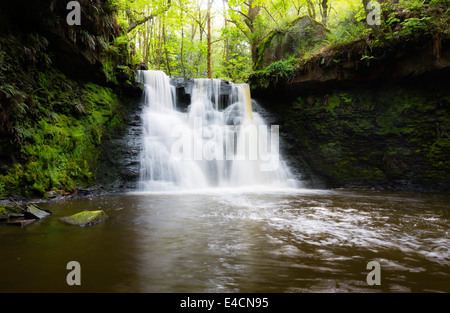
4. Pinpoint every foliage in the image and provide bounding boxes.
[263,58,296,78]
[110,0,369,78]
[0,65,124,198]
[327,7,369,46]
[0,205,22,217]
[0,9,130,198]
[251,57,297,88]
[109,0,446,81]
[398,16,432,37]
